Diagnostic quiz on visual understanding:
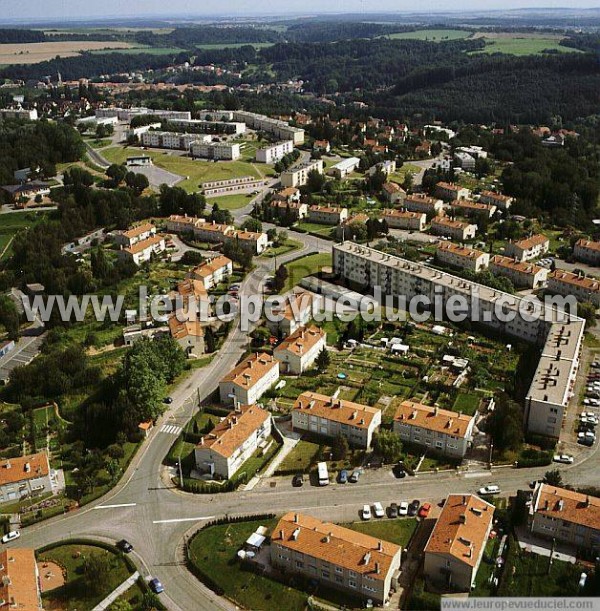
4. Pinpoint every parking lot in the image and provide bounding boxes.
[0,333,45,382]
